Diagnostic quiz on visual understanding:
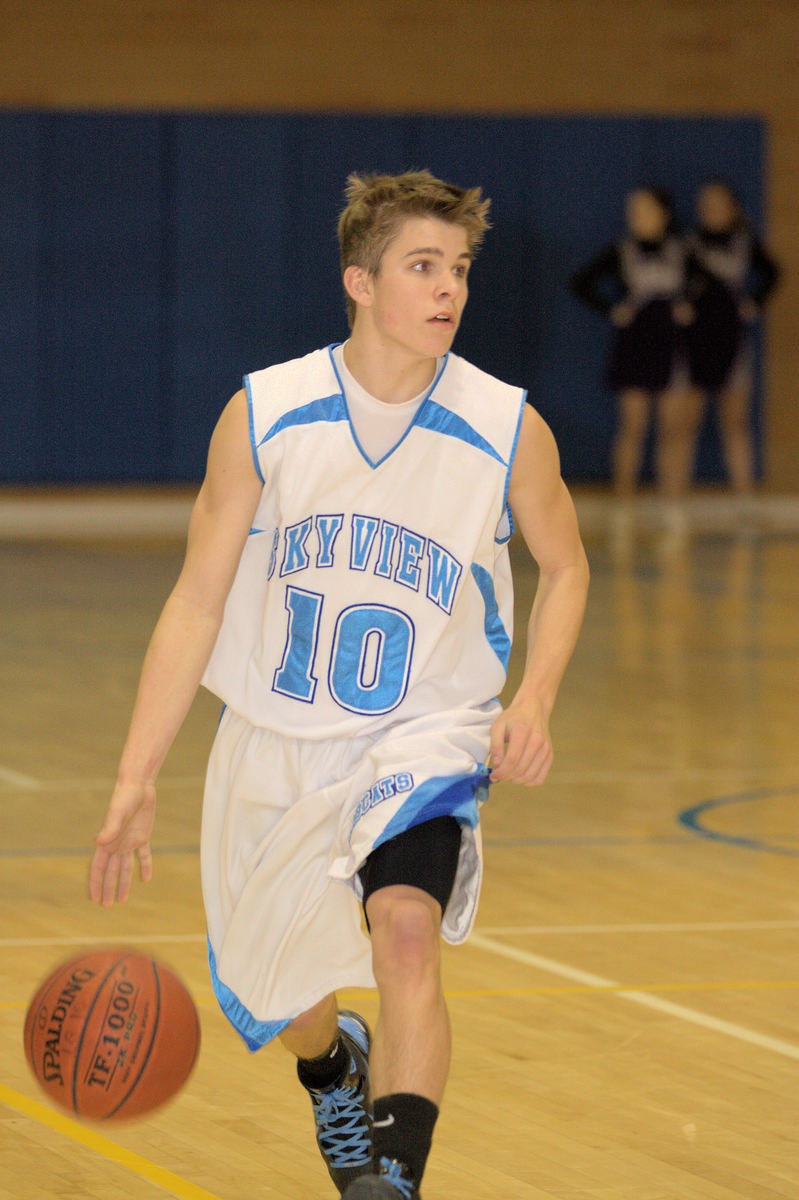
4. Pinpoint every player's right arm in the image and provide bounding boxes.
[89,390,263,907]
